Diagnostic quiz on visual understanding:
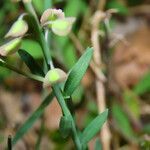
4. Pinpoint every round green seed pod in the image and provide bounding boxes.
[0,38,22,56]
[51,17,75,36]
[5,19,28,38]
[43,68,67,88]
